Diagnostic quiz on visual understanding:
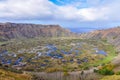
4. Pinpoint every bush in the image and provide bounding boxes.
[98,68,114,75]
[95,64,115,75]
[83,66,89,70]
[63,71,69,76]
[116,71,120,75]
[94,69,98,73]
